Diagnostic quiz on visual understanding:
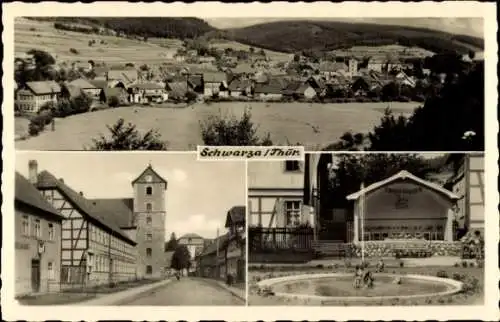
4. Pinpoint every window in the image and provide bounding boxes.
[22,215,30,235]
[146,203,152,212]
[34,219,41,238]
[146,265,153,275]
[285,200,301,226]
[48,262,54,280]
[285,160,300,172]
[48,223,54,240]
[146,186,153,195]
[146,248,152,257]
[146,215,152,225]
[146,233,152,241]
